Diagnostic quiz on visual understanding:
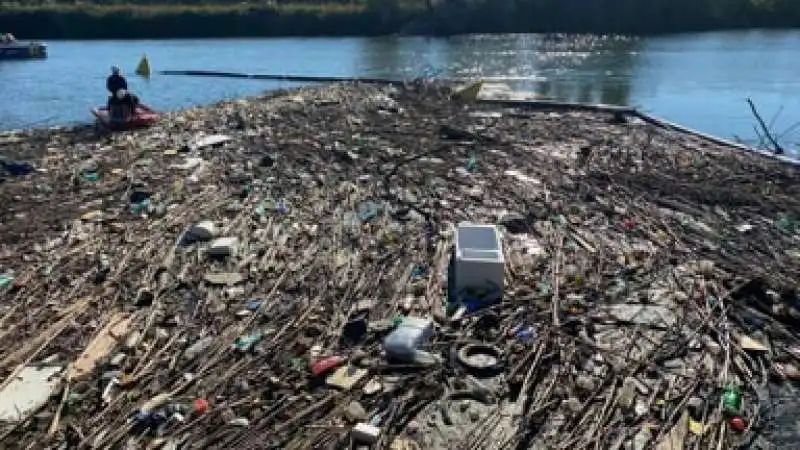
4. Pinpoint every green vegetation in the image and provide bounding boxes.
[0,3,402,39]
[0,0,799,39]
